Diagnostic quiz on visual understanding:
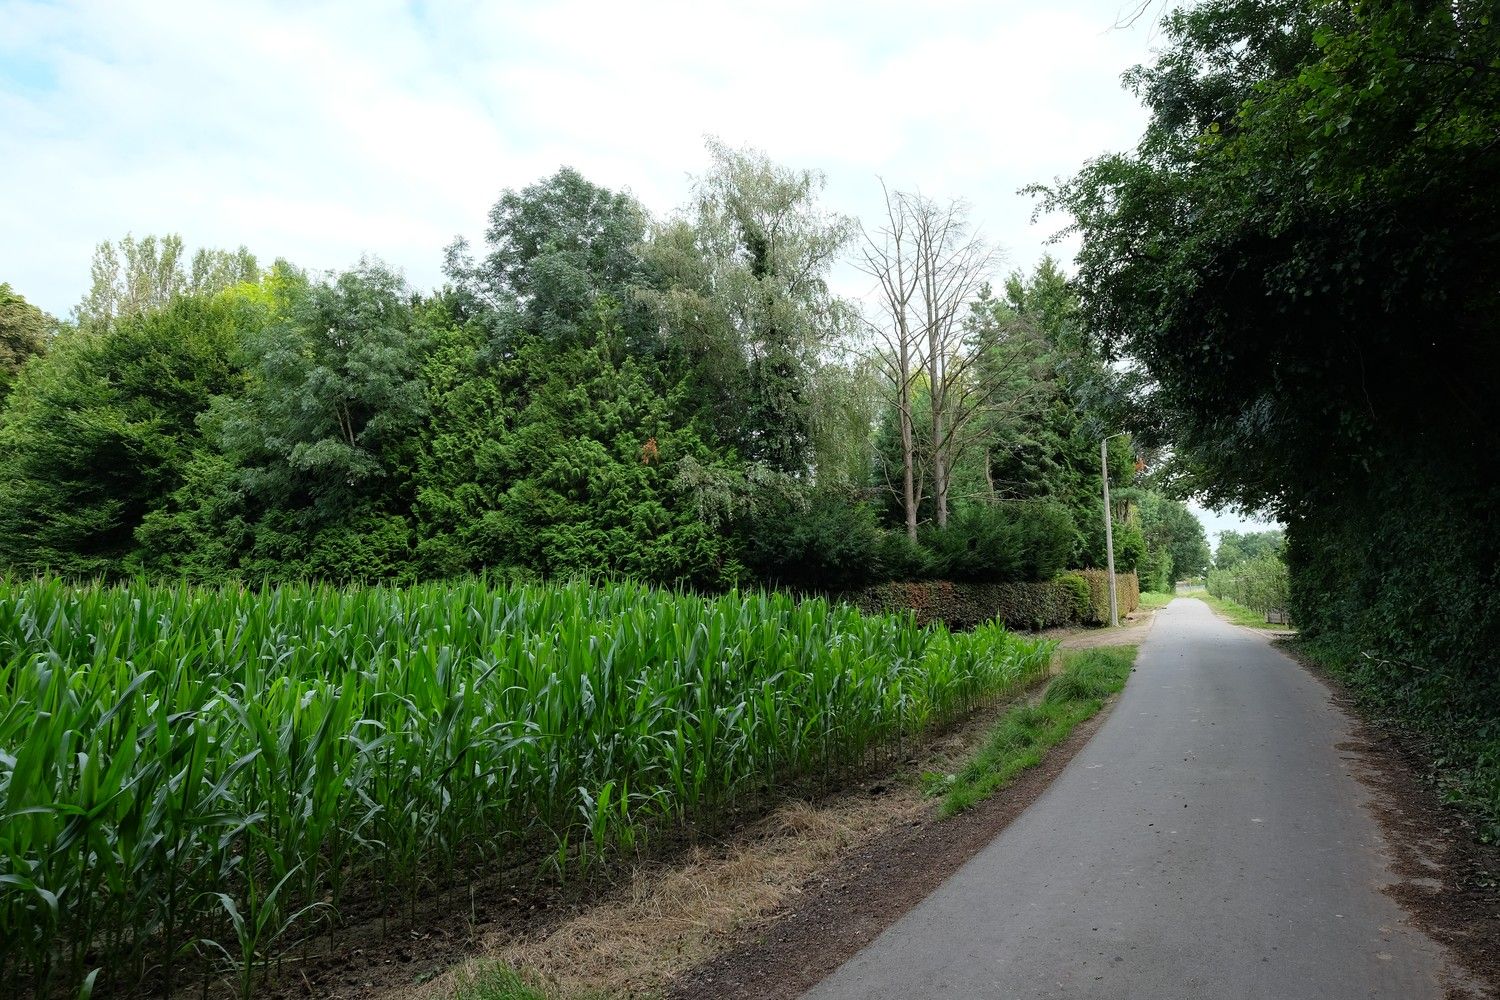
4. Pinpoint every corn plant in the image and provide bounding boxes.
[0,577,1053,997]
